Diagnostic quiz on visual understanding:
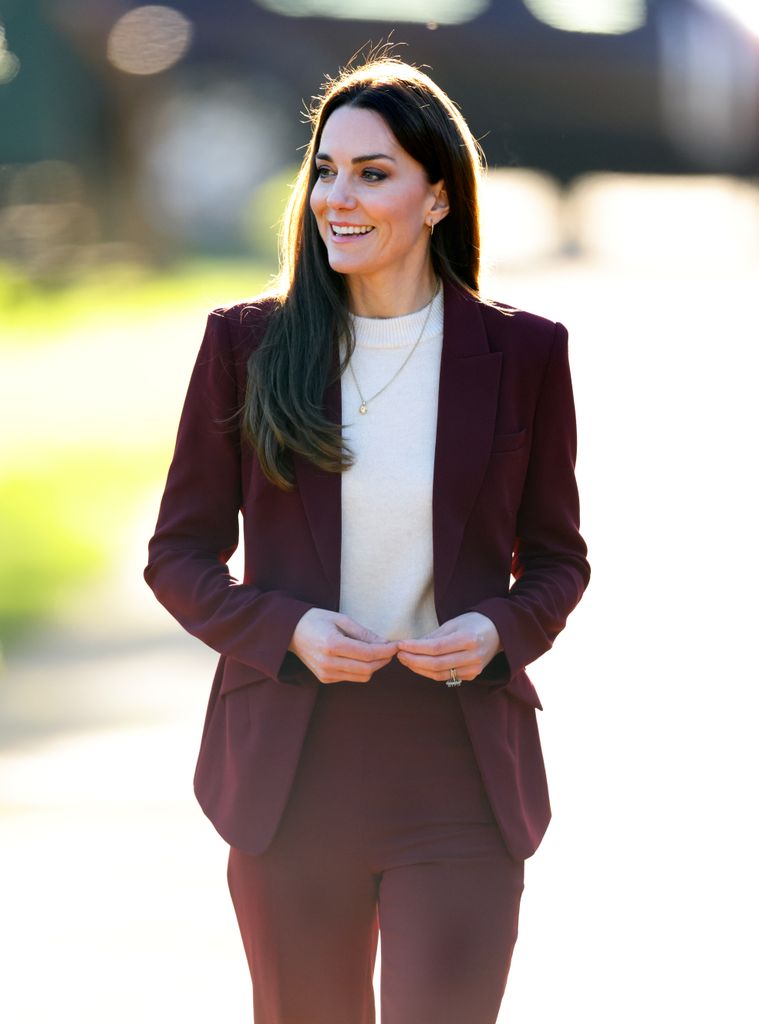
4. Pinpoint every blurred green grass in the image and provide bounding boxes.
[0,259,271,651]
[0,259,274,343]
[0,449,163,647]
